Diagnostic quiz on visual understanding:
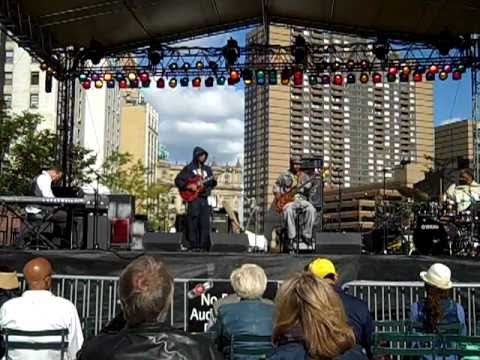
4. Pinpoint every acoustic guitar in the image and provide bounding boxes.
[275,174,319,213]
